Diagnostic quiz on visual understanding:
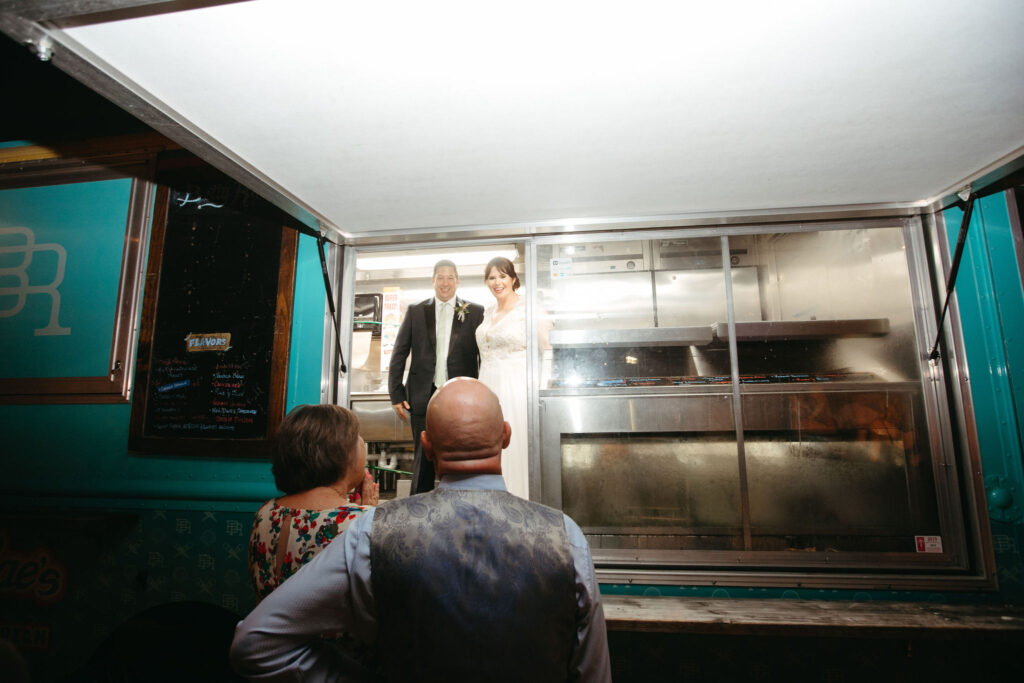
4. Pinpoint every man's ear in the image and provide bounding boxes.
[501,421,512,449]
[421,431,437,466]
